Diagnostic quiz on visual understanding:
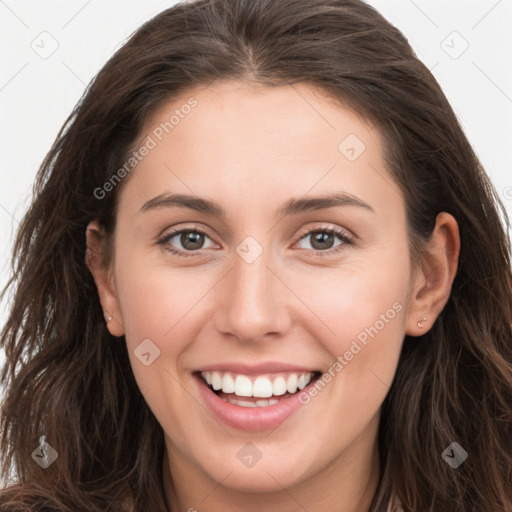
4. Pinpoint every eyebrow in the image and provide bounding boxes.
[139,192,375,217]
